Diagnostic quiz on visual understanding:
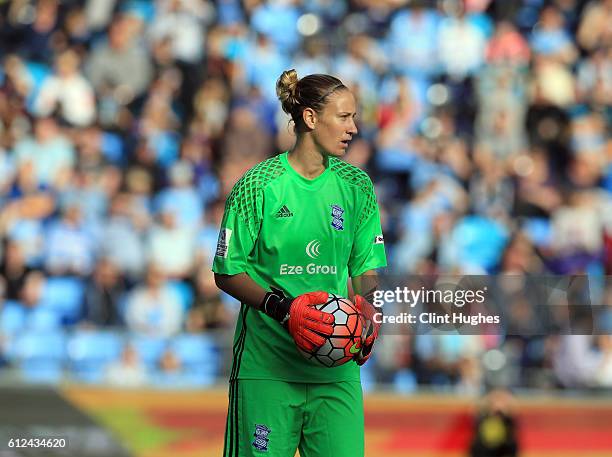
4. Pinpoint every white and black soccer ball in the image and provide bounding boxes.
[299,294,364,368]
